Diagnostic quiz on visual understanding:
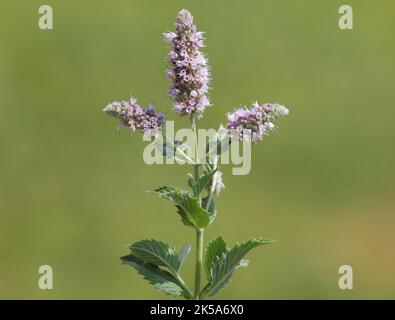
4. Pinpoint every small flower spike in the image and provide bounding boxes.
[164,9,210,118]
[103,98,165,134]
[226,102,289,142]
